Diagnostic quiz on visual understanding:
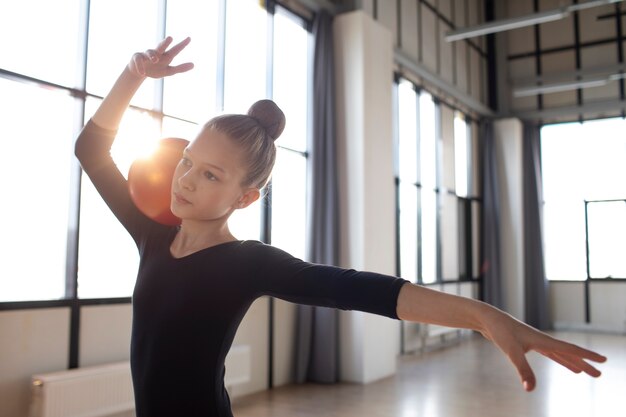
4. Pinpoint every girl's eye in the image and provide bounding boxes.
[181,157,192,167]
[205,171,217,181]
